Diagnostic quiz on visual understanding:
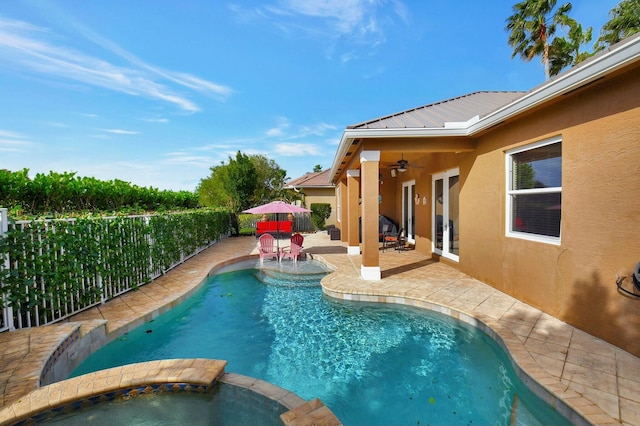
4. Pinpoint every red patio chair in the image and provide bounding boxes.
[291,233,304,248]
